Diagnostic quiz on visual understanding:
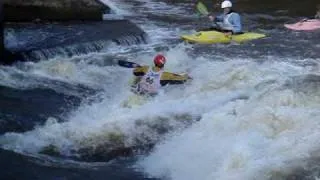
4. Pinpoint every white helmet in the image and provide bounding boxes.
[221,0,232,8]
